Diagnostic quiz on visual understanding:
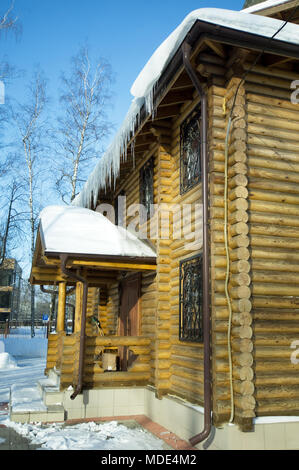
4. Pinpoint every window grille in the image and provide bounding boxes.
[179,254,203,343]
[180,105,201,194]
[140,157,154,219]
